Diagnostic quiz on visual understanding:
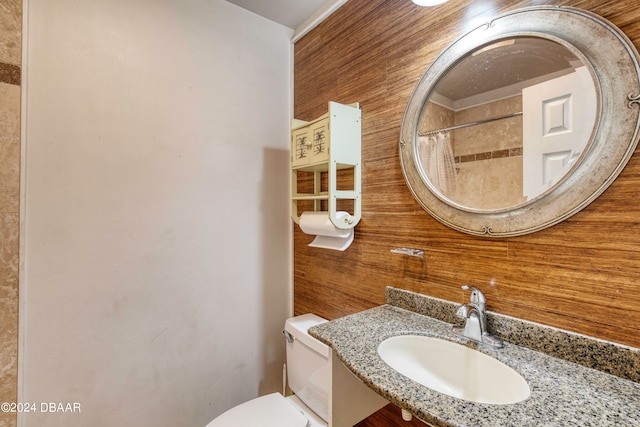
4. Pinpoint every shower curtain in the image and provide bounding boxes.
[418,131,457,196]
